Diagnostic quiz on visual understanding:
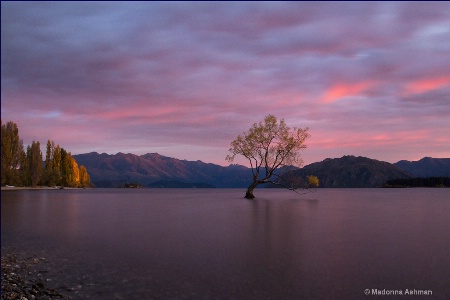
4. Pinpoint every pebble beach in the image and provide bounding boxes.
[1,247,68,300]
